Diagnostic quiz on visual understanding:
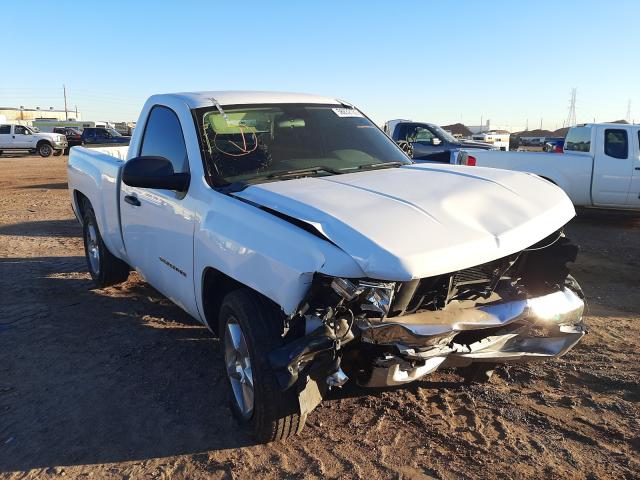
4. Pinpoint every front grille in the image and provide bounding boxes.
[453,258,506,285]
